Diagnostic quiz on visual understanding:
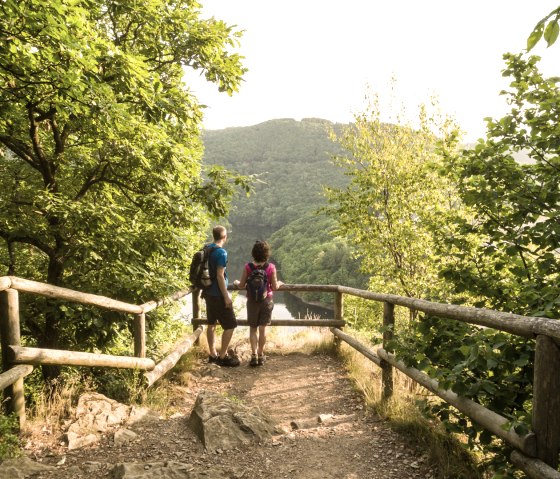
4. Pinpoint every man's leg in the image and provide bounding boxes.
[207,324,218,357]
[219,328,235,359]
